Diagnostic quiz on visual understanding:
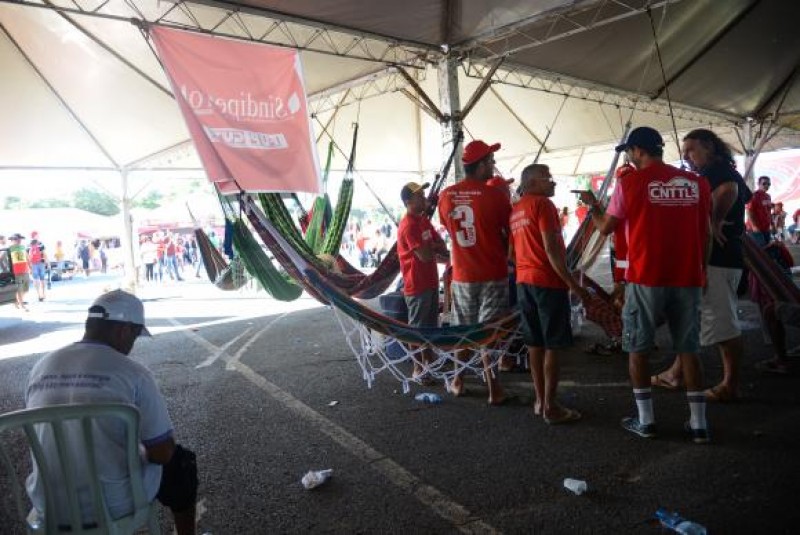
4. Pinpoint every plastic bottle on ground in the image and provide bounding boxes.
[563,478,588,495]
[655,508,707,535]
[301,469,333,490]
[414,392,442,404]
